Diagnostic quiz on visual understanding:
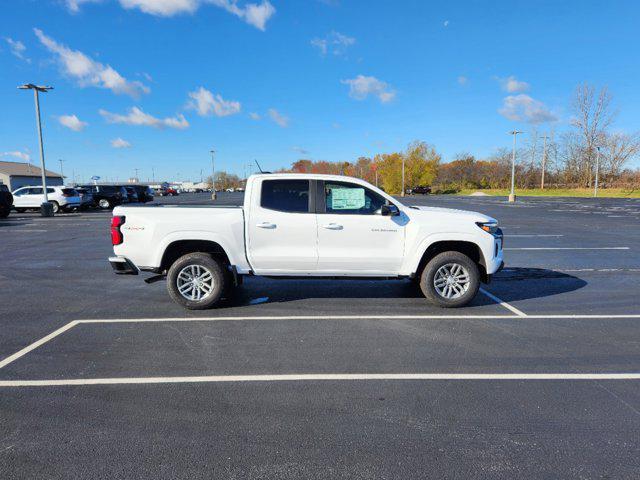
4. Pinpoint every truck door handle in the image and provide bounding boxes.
[257,222,276,229]
[322,223,343,230]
